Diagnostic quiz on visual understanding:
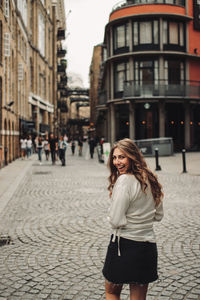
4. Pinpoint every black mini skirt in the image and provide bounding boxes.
[102,235,158,285]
